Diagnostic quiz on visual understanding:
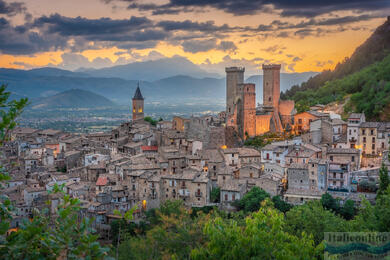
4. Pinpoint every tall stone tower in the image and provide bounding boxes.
[262,64,281,111]
[225,67,244,127]
[132,83,144,121]
[241,83,256,138]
